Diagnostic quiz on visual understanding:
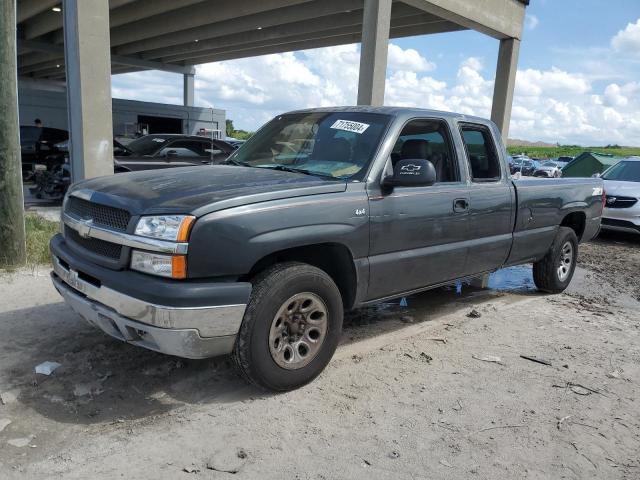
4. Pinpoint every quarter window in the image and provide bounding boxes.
[460,125,501,181]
